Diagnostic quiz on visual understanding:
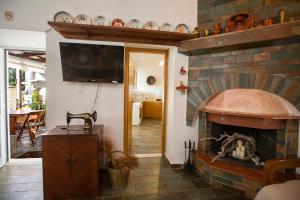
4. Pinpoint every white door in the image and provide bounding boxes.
[0,48,8,167]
